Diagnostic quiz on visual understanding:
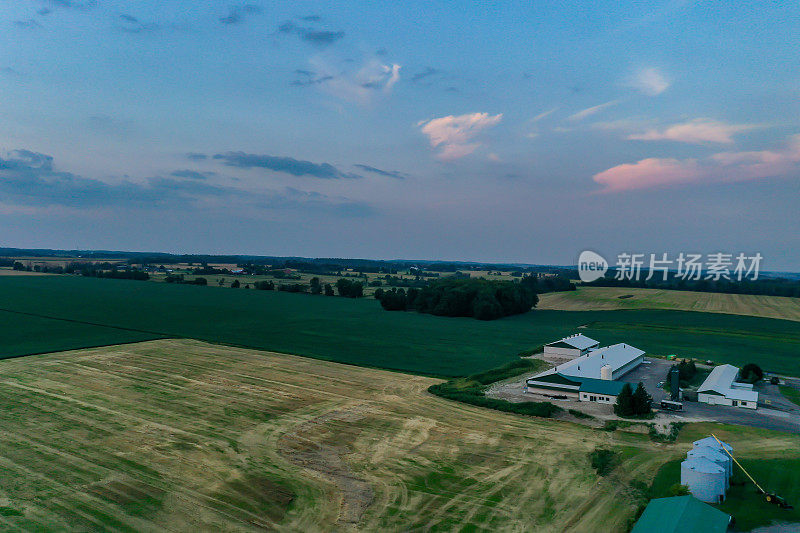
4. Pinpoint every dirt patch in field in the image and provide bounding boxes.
[278,406,374,525]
